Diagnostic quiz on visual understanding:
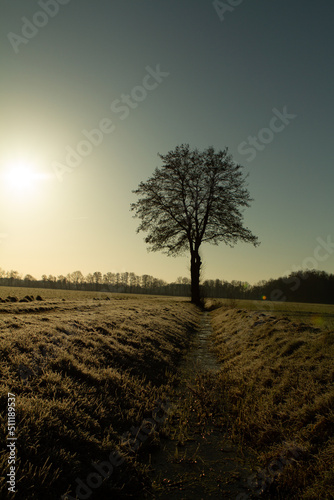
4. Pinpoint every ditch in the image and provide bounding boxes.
[140,311,255,499]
